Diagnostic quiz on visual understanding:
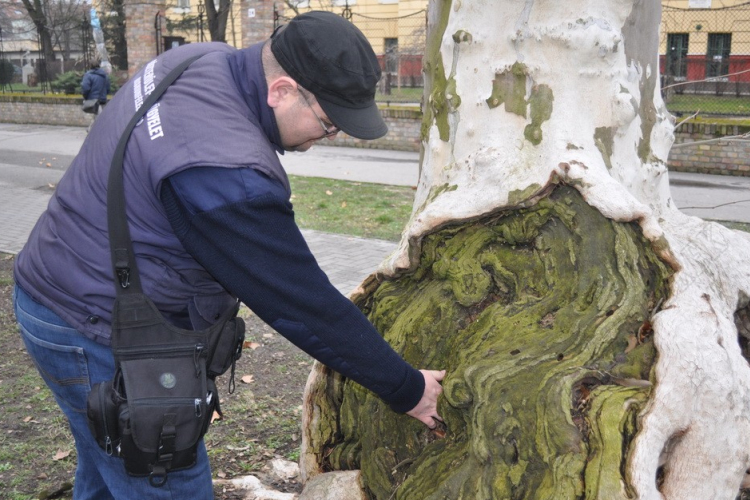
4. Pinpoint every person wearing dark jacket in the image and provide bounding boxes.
[13,11,444,499]
[81,61,110,105]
